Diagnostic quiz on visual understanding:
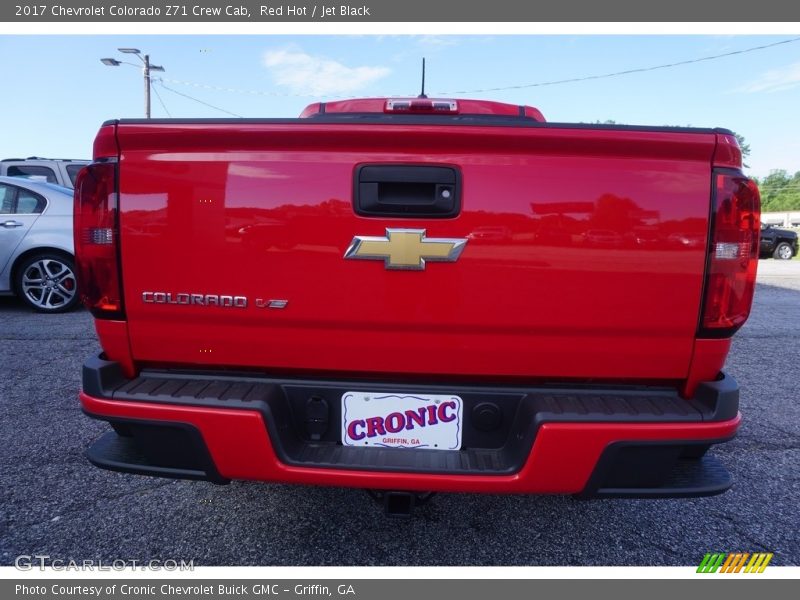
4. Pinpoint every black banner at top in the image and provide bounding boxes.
[3,0,800,22]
